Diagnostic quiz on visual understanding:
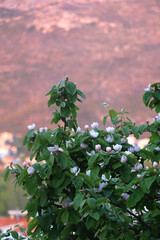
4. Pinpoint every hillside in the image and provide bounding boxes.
[0,0,160,134]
